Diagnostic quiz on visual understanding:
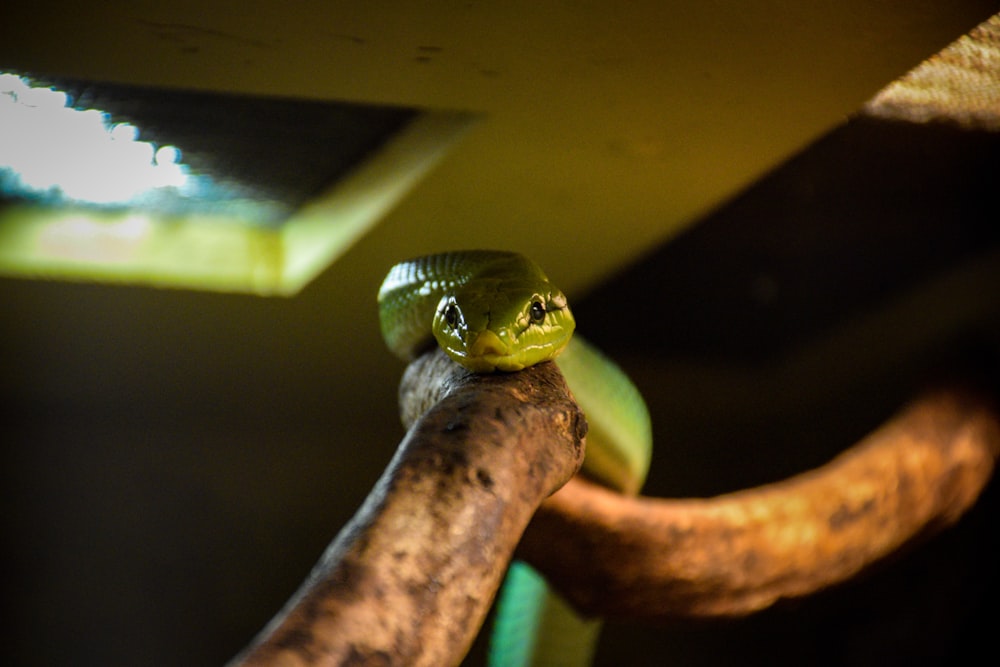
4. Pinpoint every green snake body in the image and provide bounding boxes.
[378,250,652,666]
